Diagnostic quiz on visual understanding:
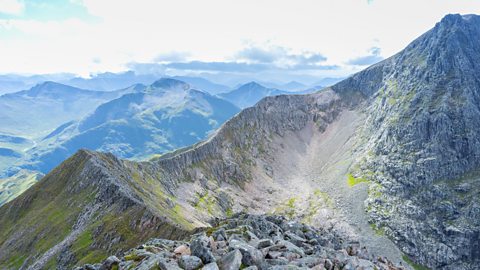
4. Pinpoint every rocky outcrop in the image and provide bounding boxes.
[334,14,480,269]
[74,214,404,270]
